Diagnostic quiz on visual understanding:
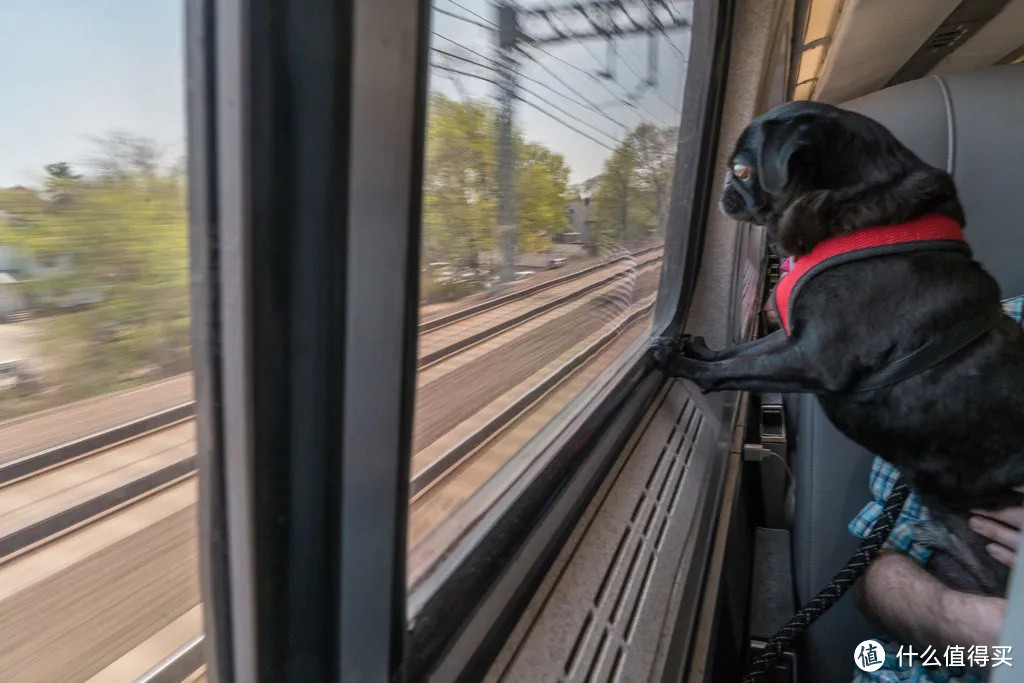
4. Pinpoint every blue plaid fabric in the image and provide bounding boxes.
[850,295,1024,683]
[848,457,935,563]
